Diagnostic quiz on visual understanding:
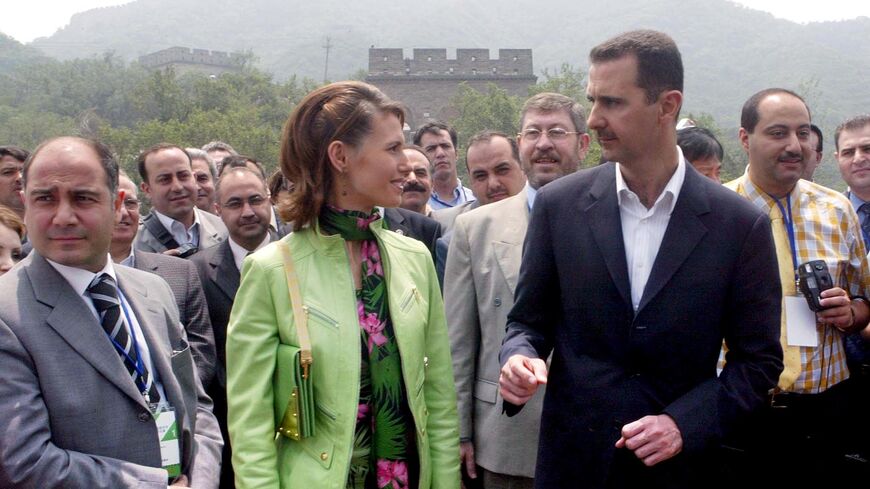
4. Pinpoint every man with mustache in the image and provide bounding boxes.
[724,91,870,485]
[135,144,227,258]
[400,145,435,216]
[499,31,783,487]
[191,165,277,489]
[414,122,476,211]
[110,171,216,390]
[445,104,583,488]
